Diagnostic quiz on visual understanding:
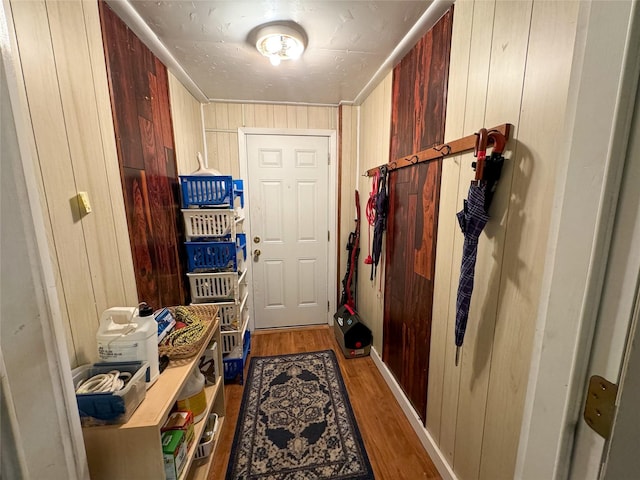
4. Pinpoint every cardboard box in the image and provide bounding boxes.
[162,430,187,480]
[162,410,195,448]
[155,308,176,343]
